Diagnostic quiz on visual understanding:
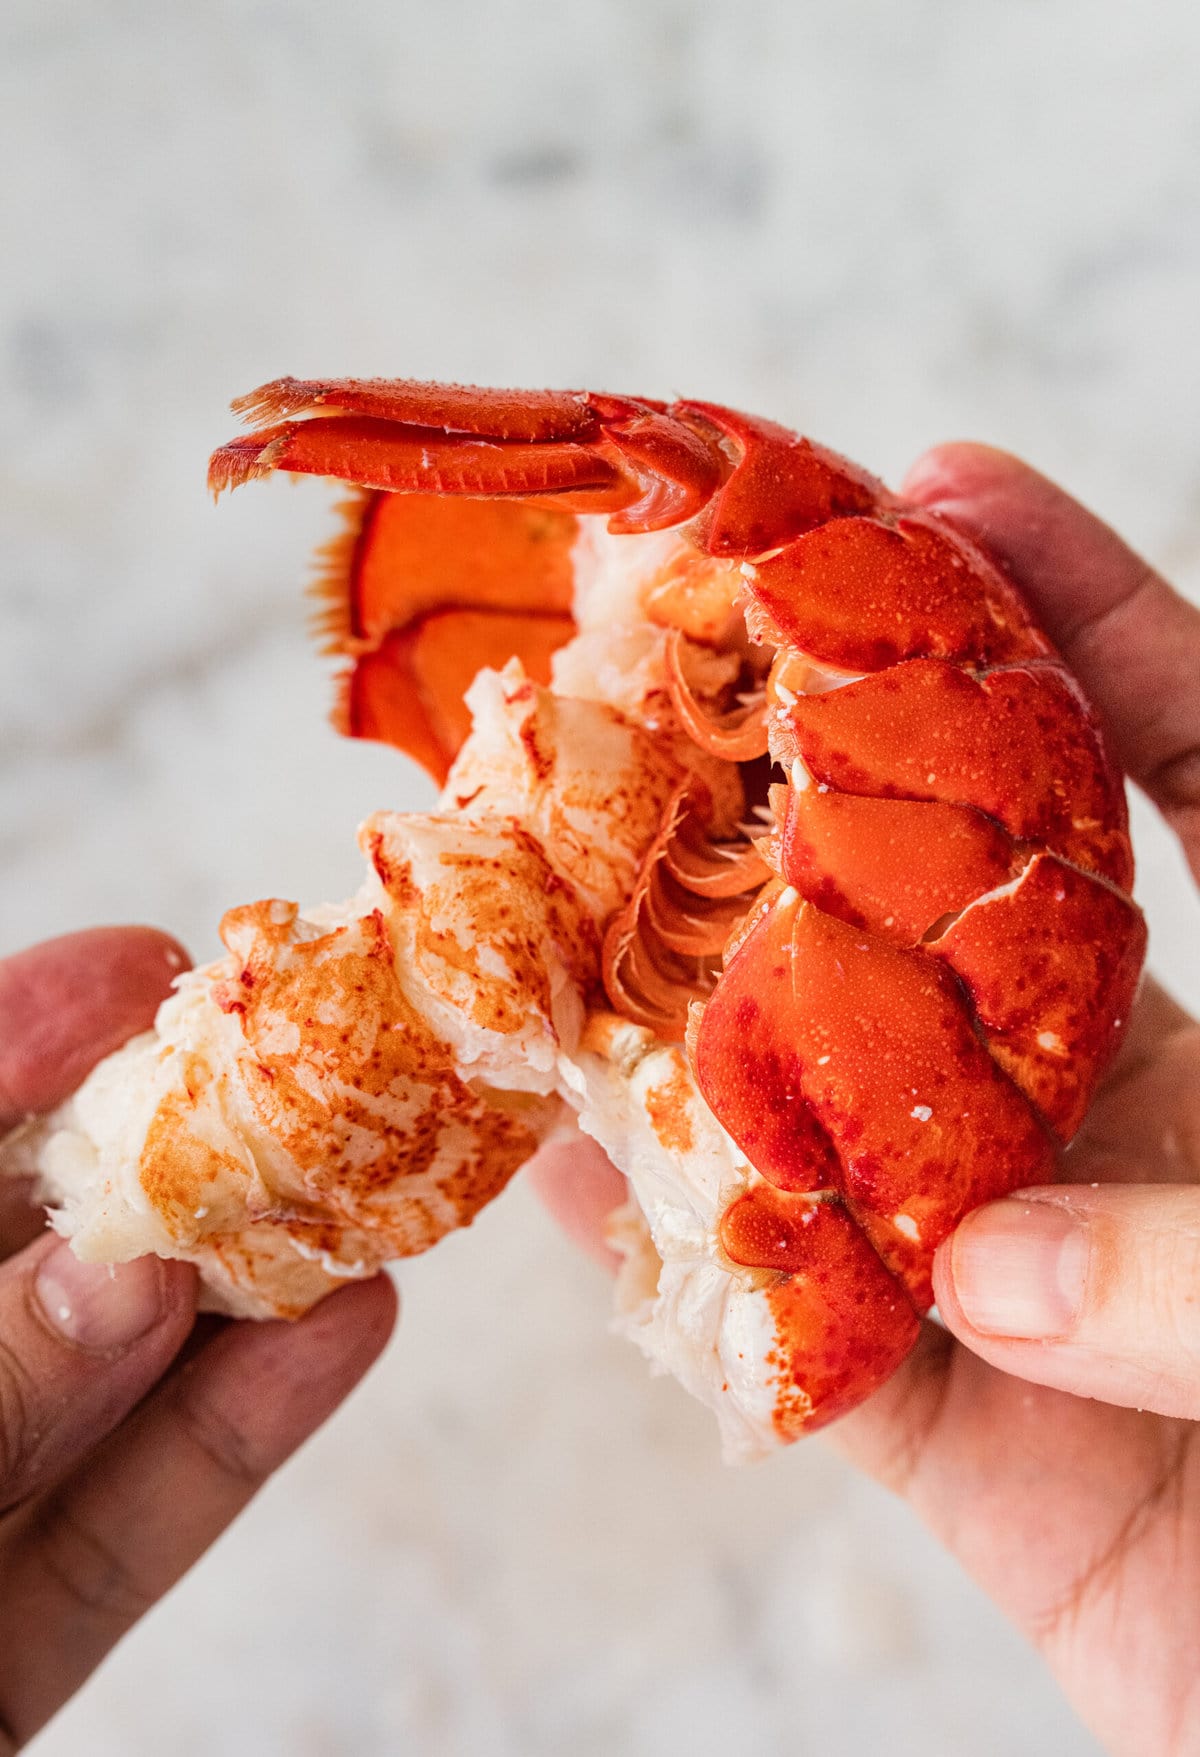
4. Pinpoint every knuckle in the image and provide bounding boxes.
[172,1377,268,1491]
[0,1338,42,1506]
[1071,558,1159,649]
[29,1496,156,1627]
